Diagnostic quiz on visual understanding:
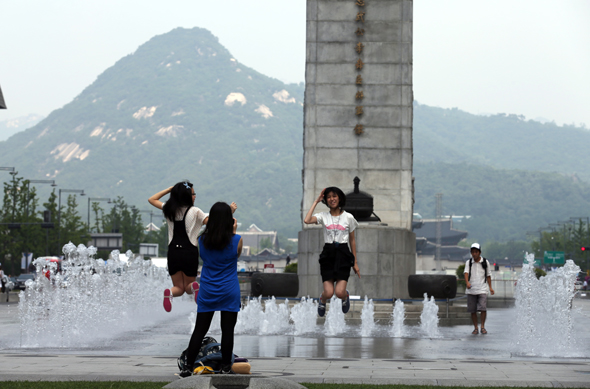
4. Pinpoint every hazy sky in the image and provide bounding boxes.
[1,0,589,127]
